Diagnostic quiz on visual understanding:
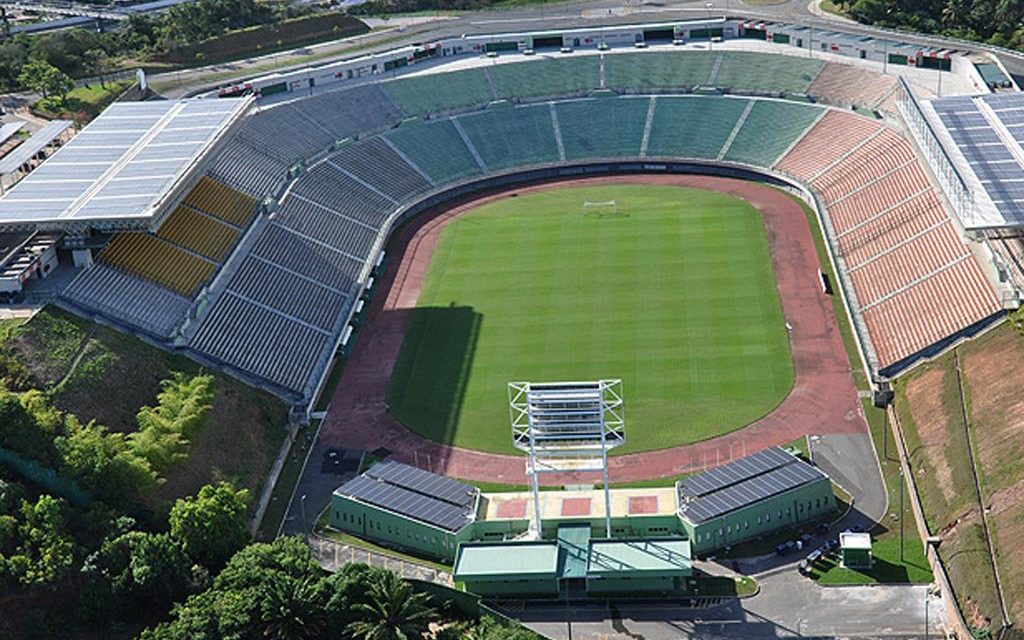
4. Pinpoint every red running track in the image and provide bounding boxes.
[318,175,868,485]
